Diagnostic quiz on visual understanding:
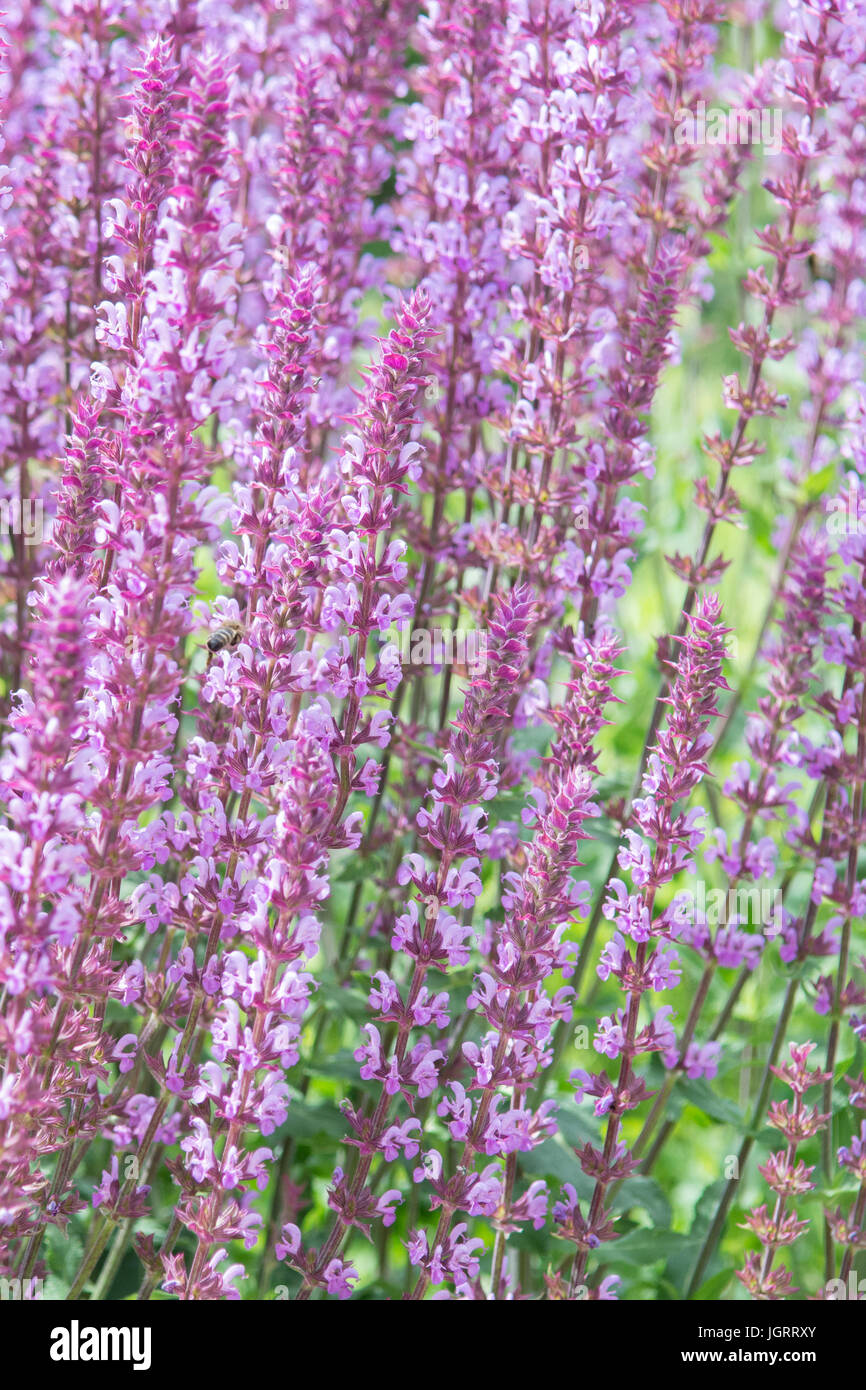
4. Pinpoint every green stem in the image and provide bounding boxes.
[686,978,798,1296]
